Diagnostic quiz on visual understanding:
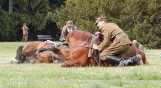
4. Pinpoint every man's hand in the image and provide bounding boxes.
[93,44,98,50]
